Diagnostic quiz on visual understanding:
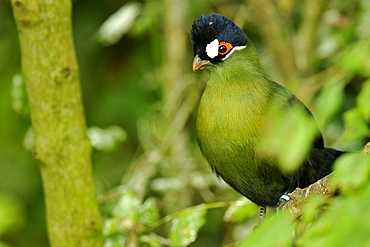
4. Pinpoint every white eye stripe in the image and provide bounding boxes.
[222,45,246,60]
[205,39,247,60]
[205,39,219,58]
